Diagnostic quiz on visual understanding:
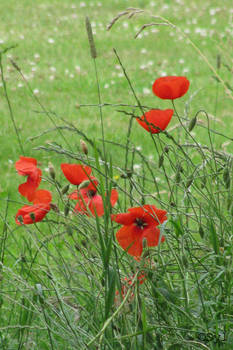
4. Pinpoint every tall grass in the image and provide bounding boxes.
[0,7,232,350]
